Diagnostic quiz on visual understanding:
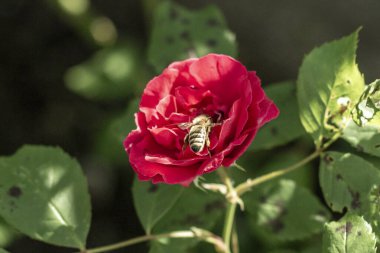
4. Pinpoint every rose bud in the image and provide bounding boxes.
[124,54,279,185]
